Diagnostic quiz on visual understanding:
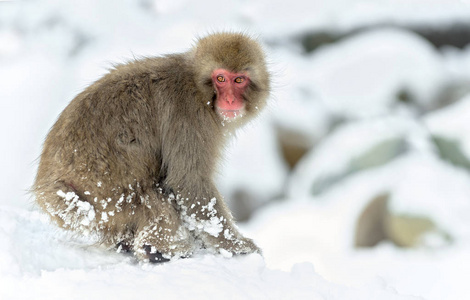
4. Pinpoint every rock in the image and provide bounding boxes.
[355,193,389,247]
[355,193,452,248]
[277,128,312,169]
[385,214,438,248]
[432,135,470,171]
